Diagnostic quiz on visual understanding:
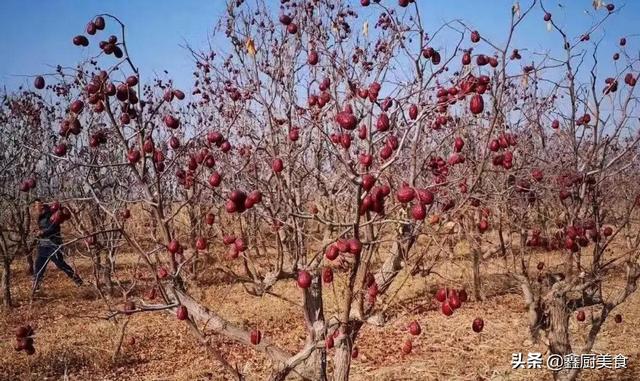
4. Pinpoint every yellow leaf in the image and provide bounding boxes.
[592,0,603,10]
[363,21,369,37]
[512,1,521,18]
[246,38,256,56]
[454,241,471,259]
